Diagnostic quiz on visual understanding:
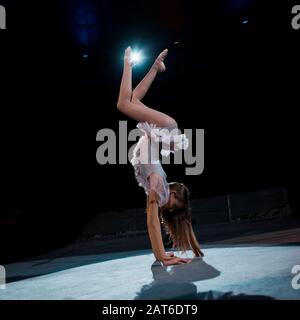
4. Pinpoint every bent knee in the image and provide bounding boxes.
[117,100,123,110]
[117,100,129,111]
